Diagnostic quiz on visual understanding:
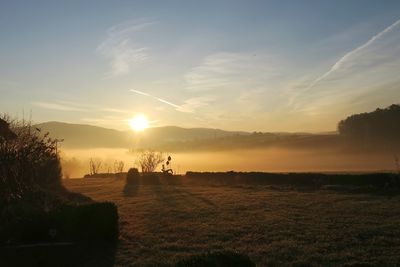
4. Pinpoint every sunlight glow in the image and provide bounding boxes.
[129,114,149,132]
